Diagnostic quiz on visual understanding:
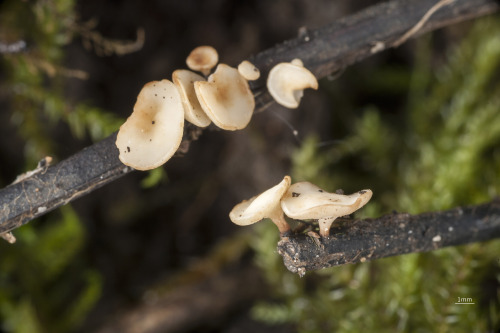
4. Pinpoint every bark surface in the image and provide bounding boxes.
[278,199,500,276]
